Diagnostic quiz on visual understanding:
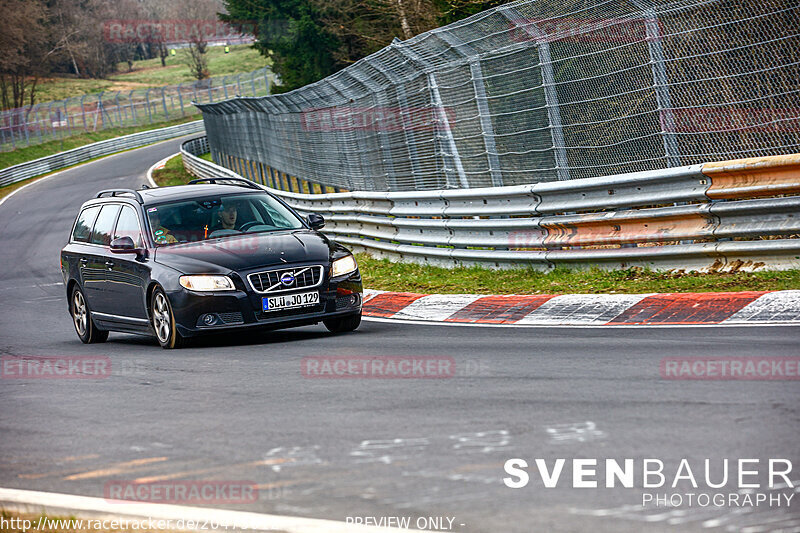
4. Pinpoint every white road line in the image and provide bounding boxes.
[0,487,424,533]
[146,154,179,188]
[390,294,483,321]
